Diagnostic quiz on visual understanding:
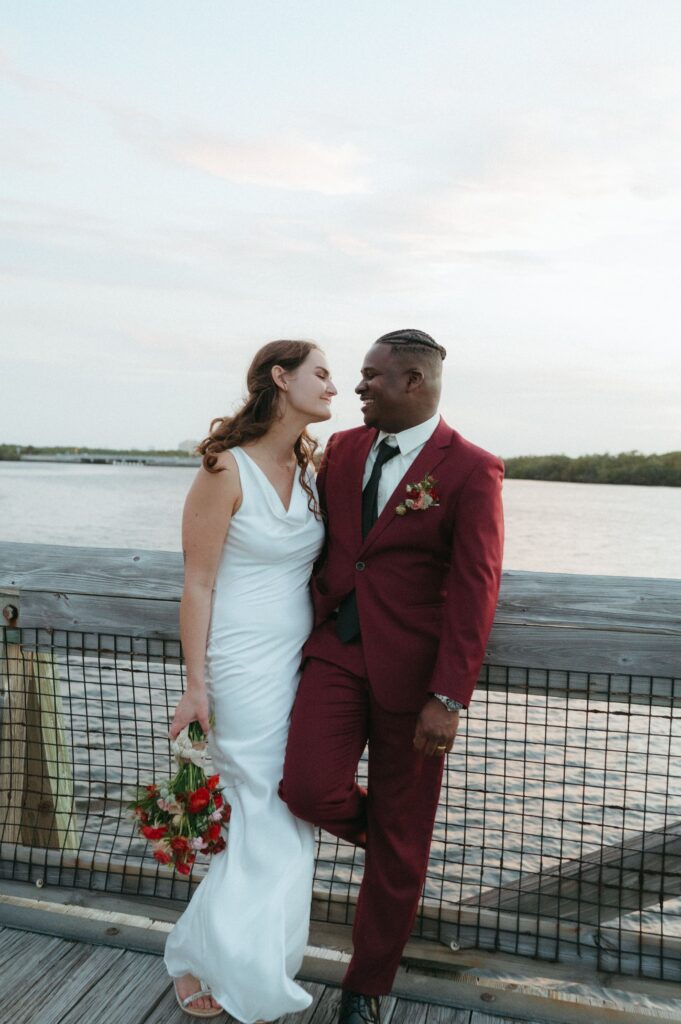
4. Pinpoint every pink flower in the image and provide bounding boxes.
[395,474,439,516]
